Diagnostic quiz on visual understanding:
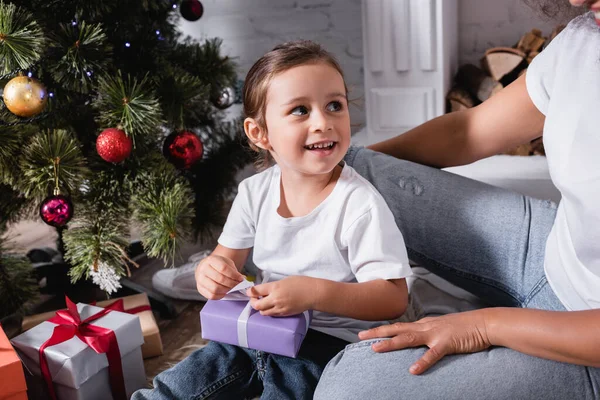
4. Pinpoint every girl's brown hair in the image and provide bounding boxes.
[242,40,348,170]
